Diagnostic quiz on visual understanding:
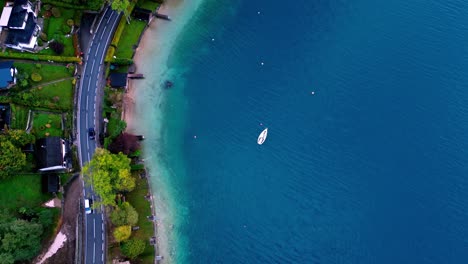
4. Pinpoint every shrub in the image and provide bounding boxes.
[51,7,61,18]
[44,10,52,18]
[49,41,64,55]
[31,73,42,82]
[37,39,43,46]
[62,24,71,34]
[0,52,80,63]
[110,202,138,226]
[66,19,74,27]
[43,4,52,10]
[40,32,48,42]
[35,63,42,69]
